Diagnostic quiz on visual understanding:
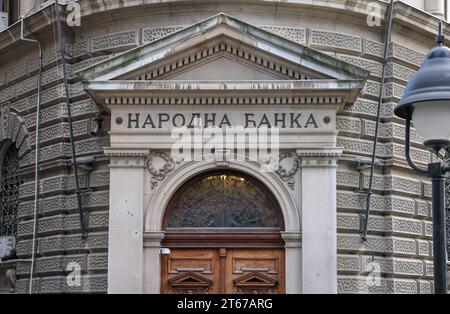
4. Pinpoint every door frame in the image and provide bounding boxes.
[162,229,285,248]
[160,246,286,294]
[141,160,304,294]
